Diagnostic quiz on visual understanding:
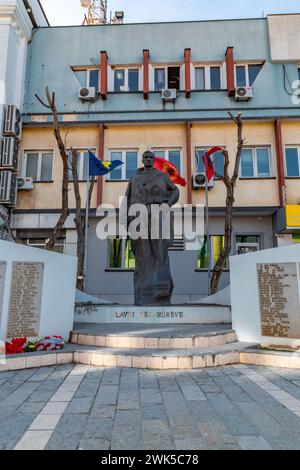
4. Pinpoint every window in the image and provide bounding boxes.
[198,235,228,269]
[68,149,96,181]
[195,148,224,178]
[235,64,263,87]
[73,69,99,88]
[240,147,271,178]
[114,68,140,92]
[109,149,138,180]
[236,235,260,255]
[285,147,300,177]
[109,238,135,269]
[89,70,99,88]
[24,151,53,182]
[154,66,180,91]
[193,65,222,90]
[152,148,182,174]
[210,67,221,90]
[17,231,65,254]
[195,67,205,90]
